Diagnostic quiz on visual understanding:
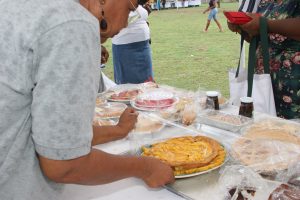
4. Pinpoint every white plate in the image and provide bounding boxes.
[175,156,227,179]
[130,98,178,112]
[140,139,228,179]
